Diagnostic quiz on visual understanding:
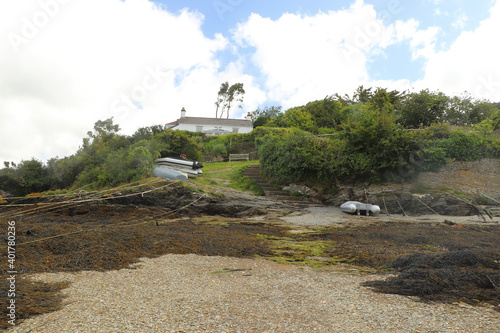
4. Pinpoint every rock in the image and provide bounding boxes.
[369,193,474,216]
[0,189,12,197]
[282,184,318,197]
[109,185,300,218]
